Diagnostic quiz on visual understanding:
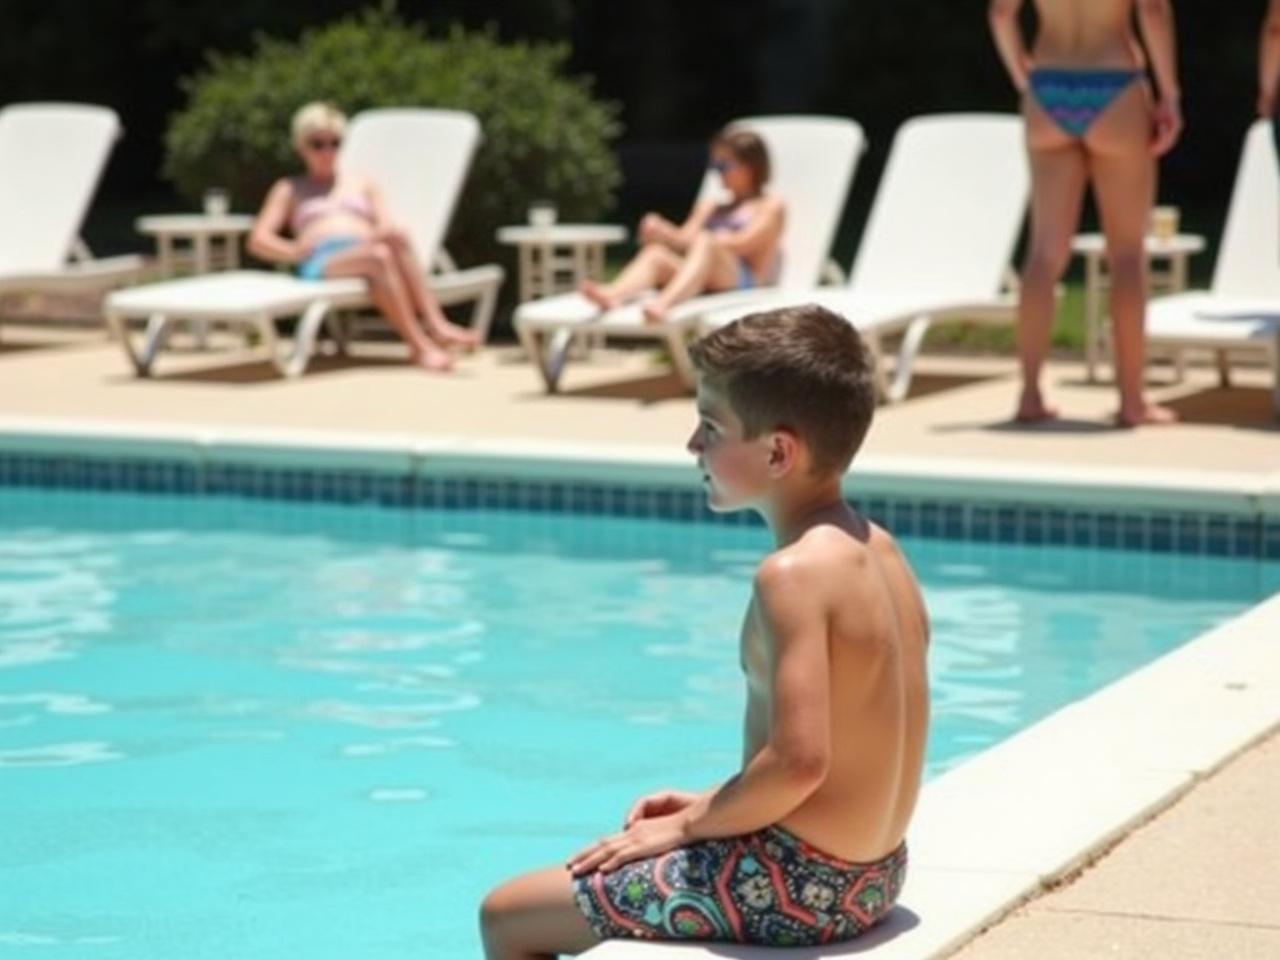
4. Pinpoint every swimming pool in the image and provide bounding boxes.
[2,483,1277,958]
